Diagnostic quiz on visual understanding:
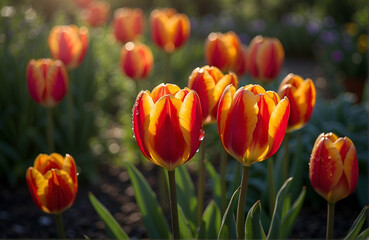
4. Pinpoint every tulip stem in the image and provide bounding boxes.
[283,133,290,180]
[55,213,66,239]
[164,52,171,83]
[220,148,227,213]
[267,158,275,215]
[326,202,335,240]
[168,170,179,239]
[67,84,74,148]
[236,165,250,239]
[46,108,55,153]
[197,136,206,228]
